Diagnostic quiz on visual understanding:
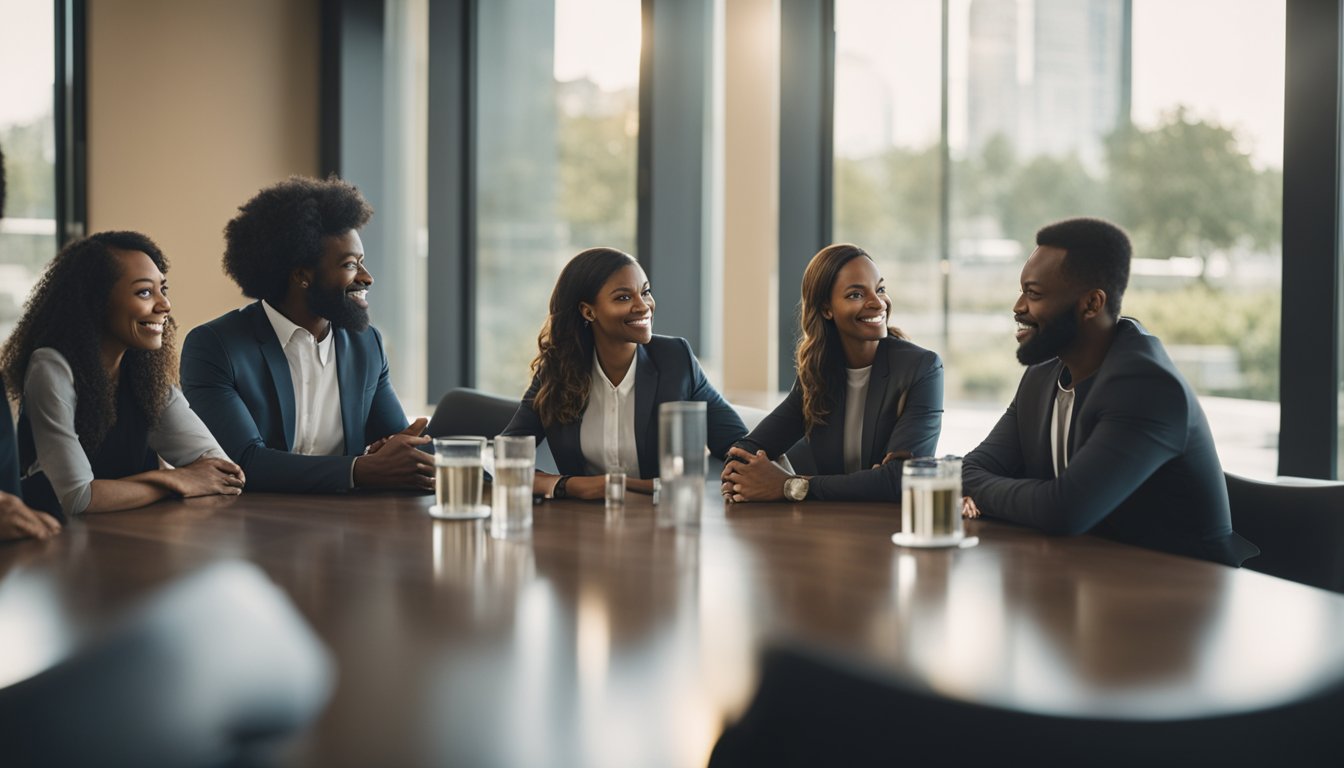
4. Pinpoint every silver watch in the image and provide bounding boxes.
[783,476,810,502]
